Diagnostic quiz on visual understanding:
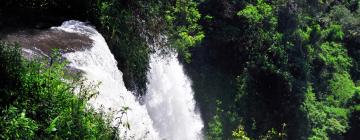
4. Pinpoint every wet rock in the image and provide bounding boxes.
[1,28,93,57]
